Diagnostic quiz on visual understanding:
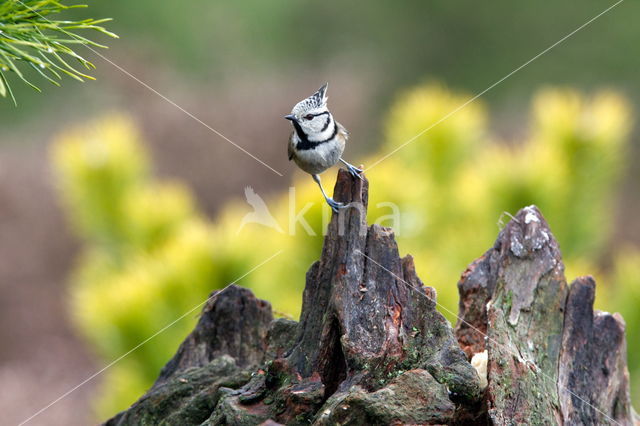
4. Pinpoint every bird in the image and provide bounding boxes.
[285,83,363,212]
[237,186,283,234]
